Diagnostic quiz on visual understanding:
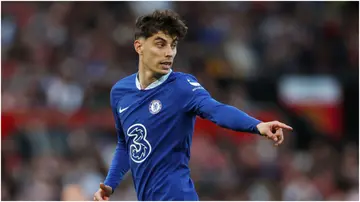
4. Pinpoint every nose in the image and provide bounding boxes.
[165,46,174,58]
